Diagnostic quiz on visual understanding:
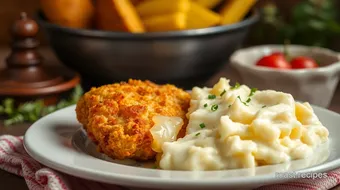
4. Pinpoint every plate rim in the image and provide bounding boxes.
[23,104,340,189]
